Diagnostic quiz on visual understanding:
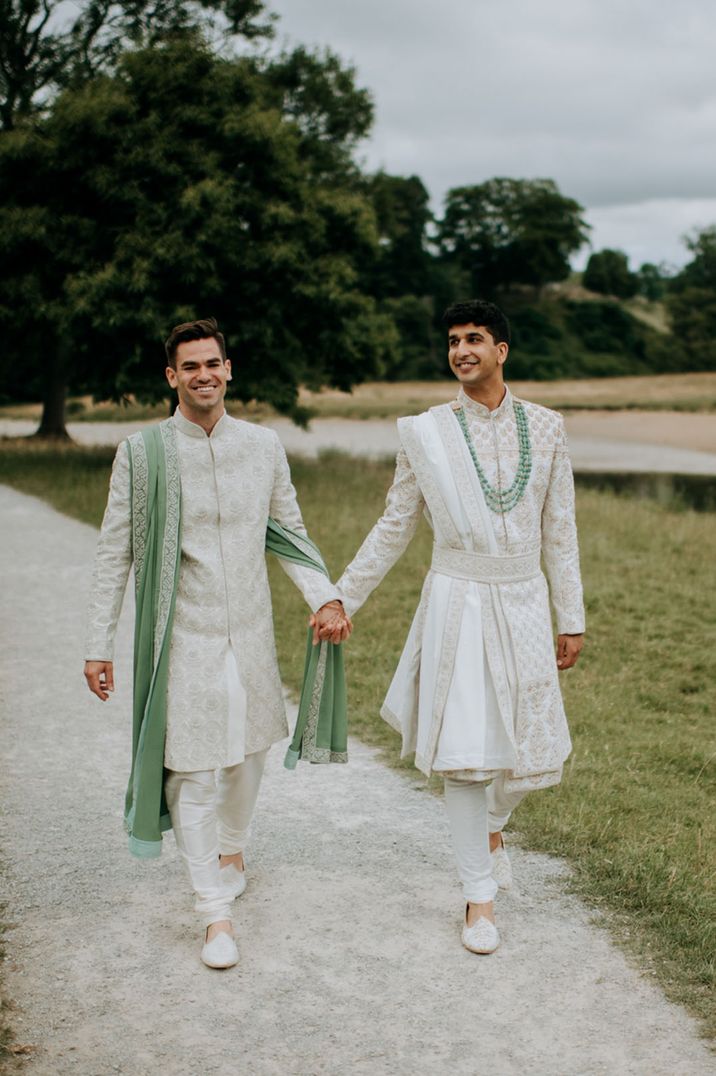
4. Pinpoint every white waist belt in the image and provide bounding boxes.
[431,545,541,583]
